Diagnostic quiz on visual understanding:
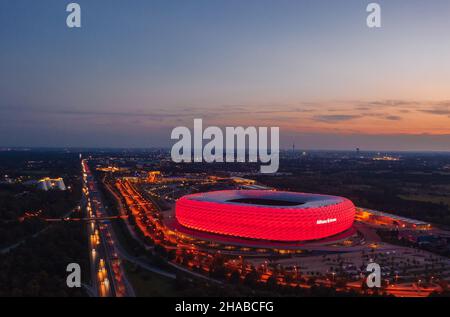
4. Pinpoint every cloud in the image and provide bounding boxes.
[419,108,450,116]
[0,103,321,127]
[417,100,449,116]
[385,115,402,121]
[361,113,385,118]
[313,114,361,123]
[365,100,420,107]
[355,106,371,111]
